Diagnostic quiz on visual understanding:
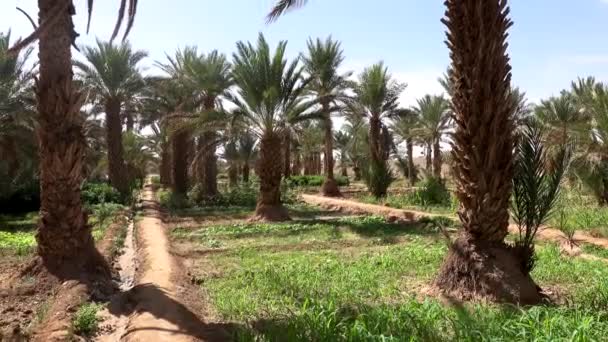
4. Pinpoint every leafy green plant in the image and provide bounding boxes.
[72,303,101,336]
[362,158,394,198]
[511,123,571,274]
[555,208,577,248]
[285,175,349,187]
[411,176,451,207]
[150,175,161,186]
[158,189,191,210]
[81,182,122,205]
